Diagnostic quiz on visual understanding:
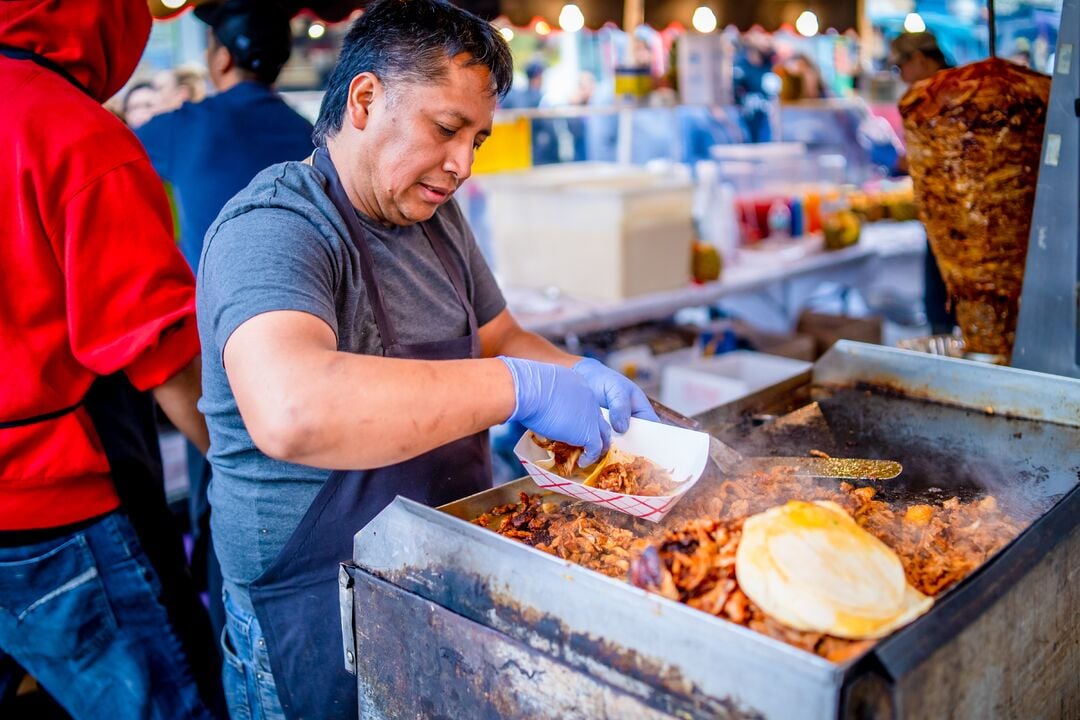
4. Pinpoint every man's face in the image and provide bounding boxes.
[896,51,935,86]
[356,54,496,226]
[124,86,158,128]
[152,70,183,111]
